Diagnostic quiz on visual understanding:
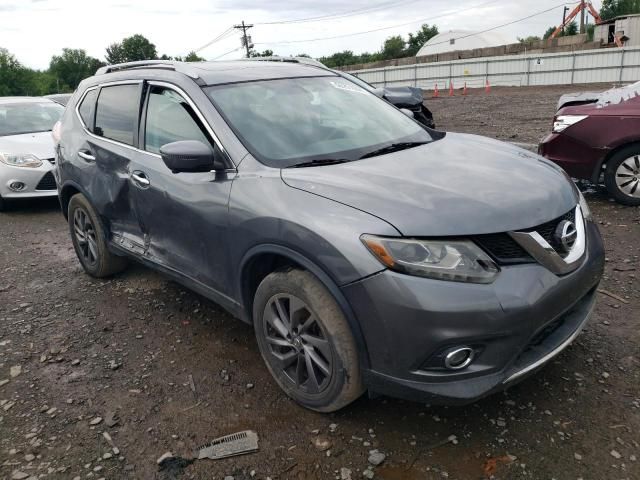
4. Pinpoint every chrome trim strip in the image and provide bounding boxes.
[503,298,595,384]
[509,205,586,275]
[74,80,235,170]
